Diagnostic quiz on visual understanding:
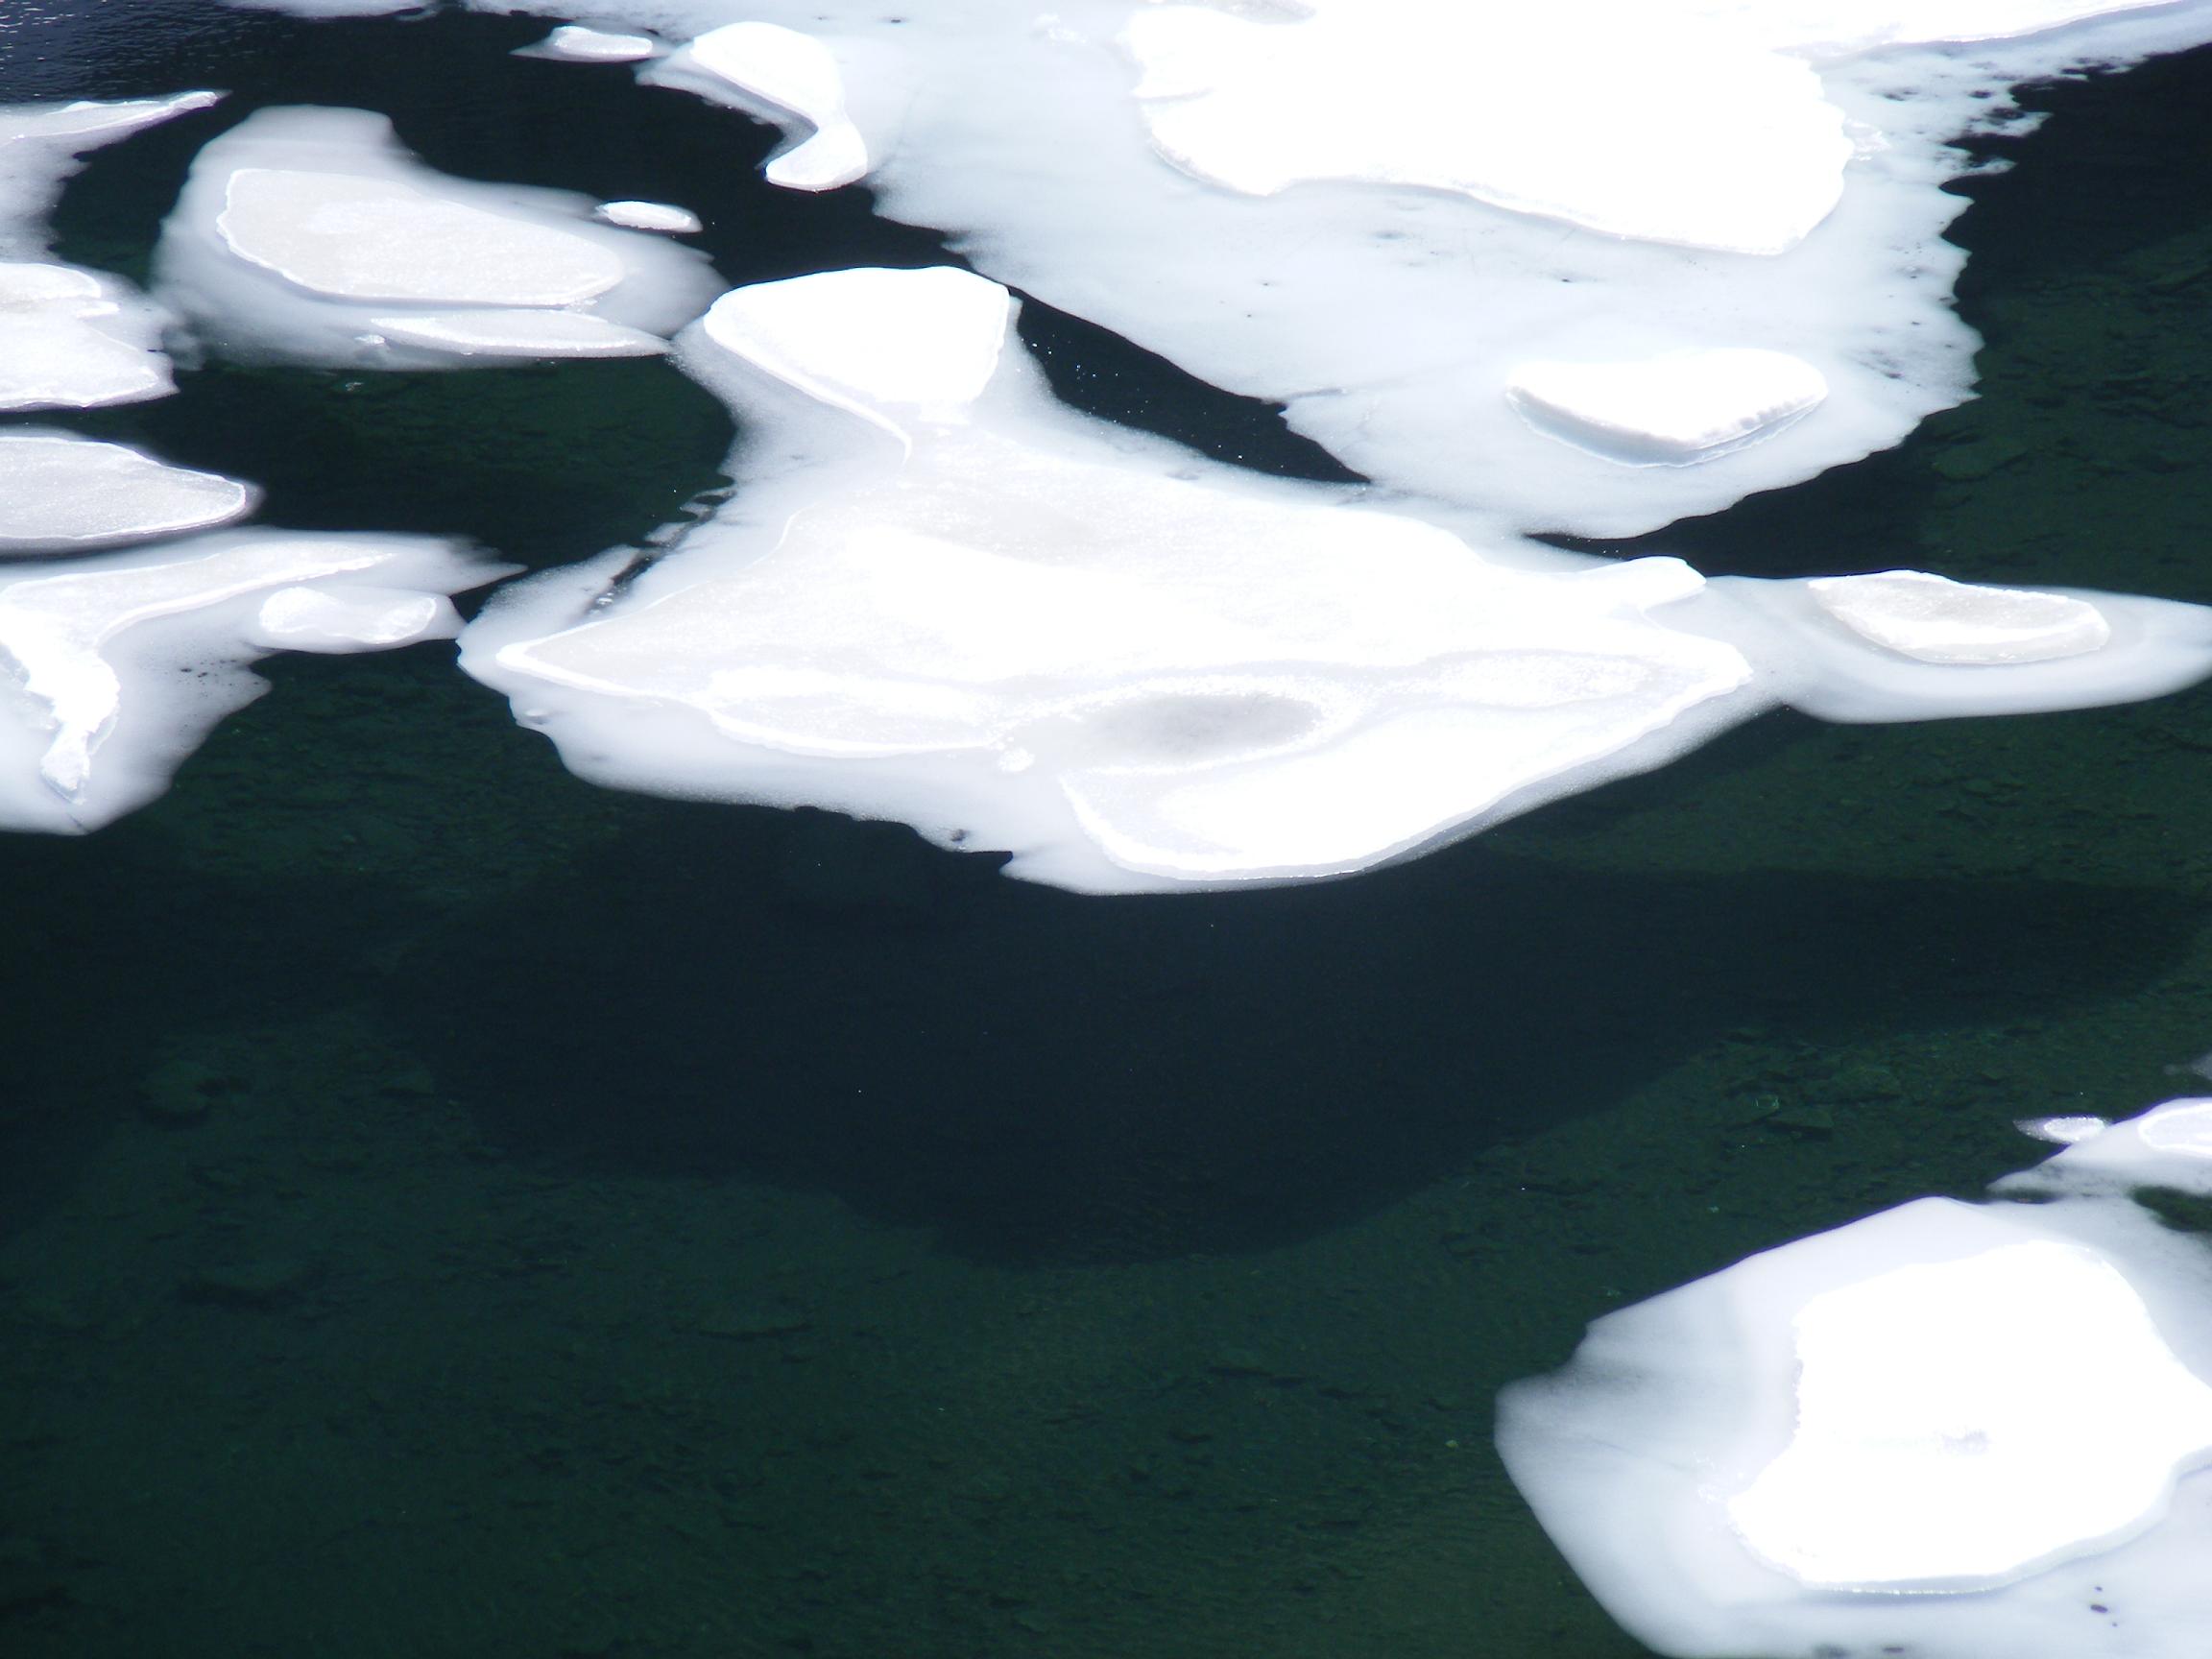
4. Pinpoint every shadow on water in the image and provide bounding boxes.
[0,830,400,1239]
[378,798,2204,1265]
